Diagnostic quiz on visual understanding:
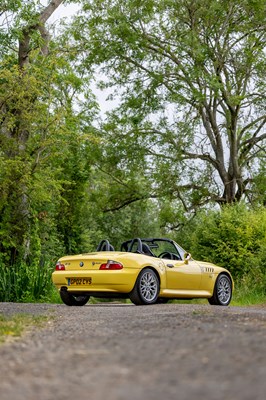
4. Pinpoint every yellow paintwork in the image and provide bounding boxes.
[52,250,233,299]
